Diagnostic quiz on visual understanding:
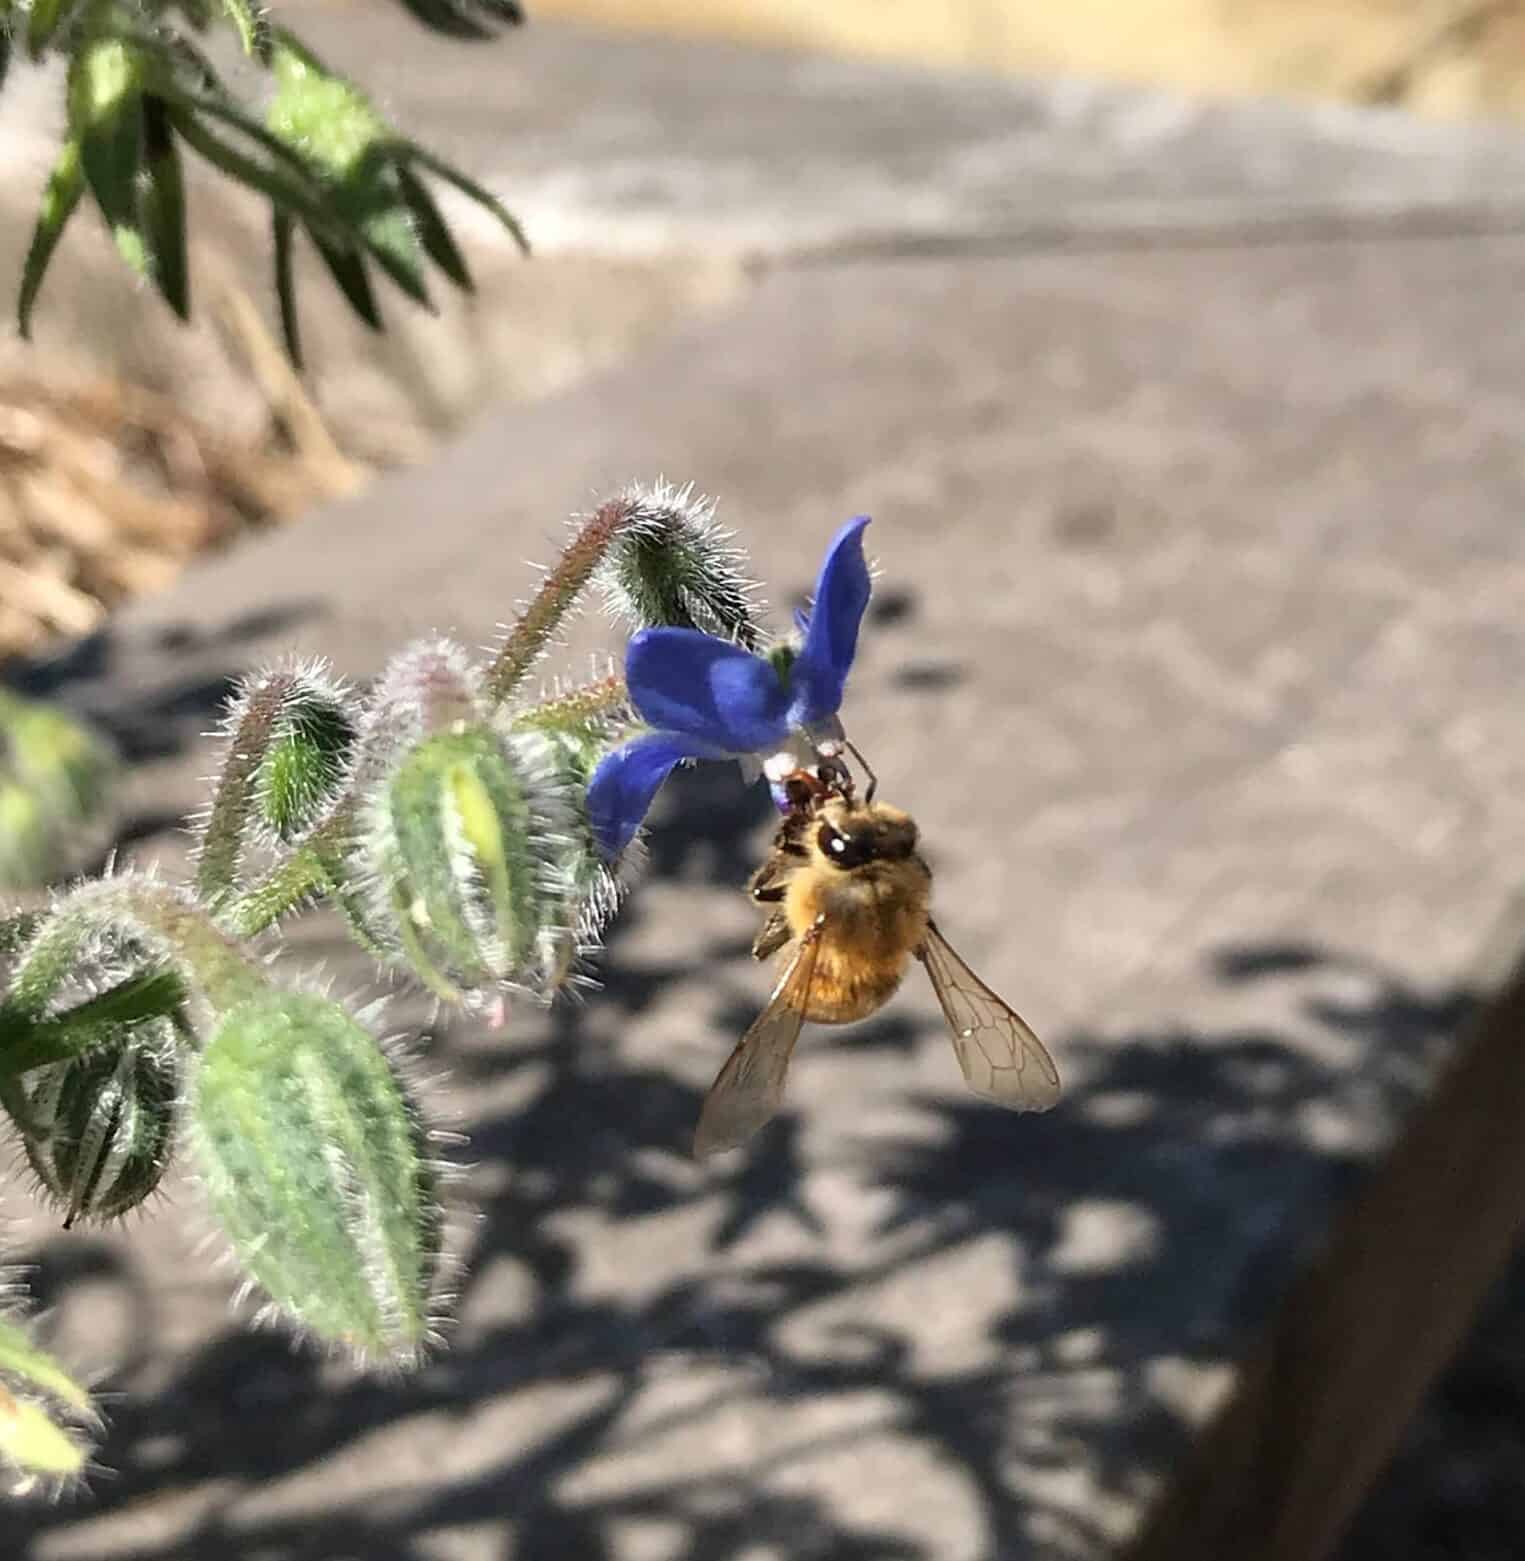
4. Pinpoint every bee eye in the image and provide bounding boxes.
[818,822,872,868]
